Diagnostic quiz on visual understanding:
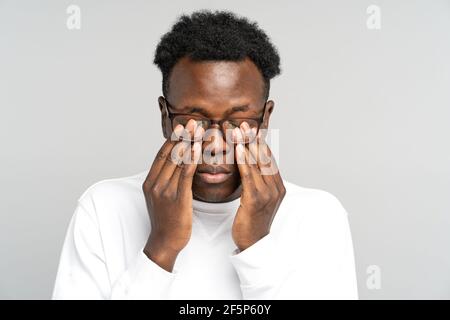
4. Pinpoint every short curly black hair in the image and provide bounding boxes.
[153,10,281,101]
